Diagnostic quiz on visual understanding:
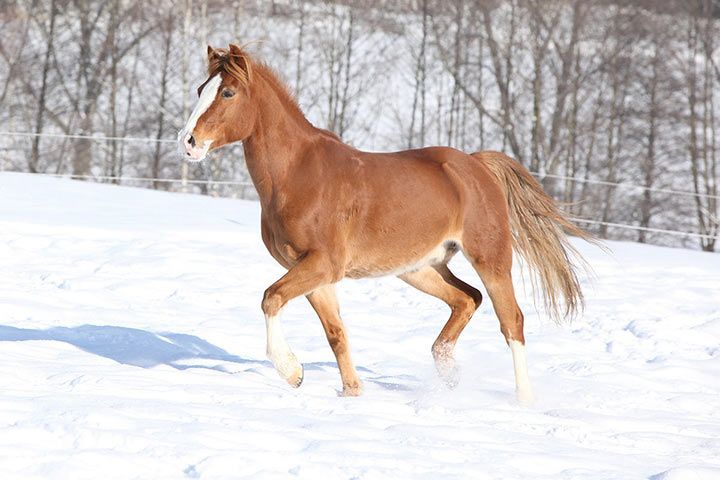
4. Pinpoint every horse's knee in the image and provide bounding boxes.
[324,325,346,351]
[262,287,283,317]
